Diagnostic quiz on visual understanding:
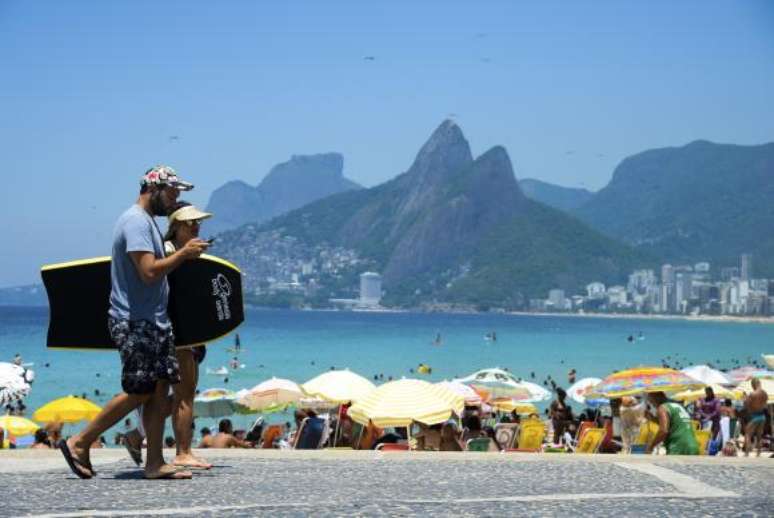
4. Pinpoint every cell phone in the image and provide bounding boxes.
[206,238,216,244]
